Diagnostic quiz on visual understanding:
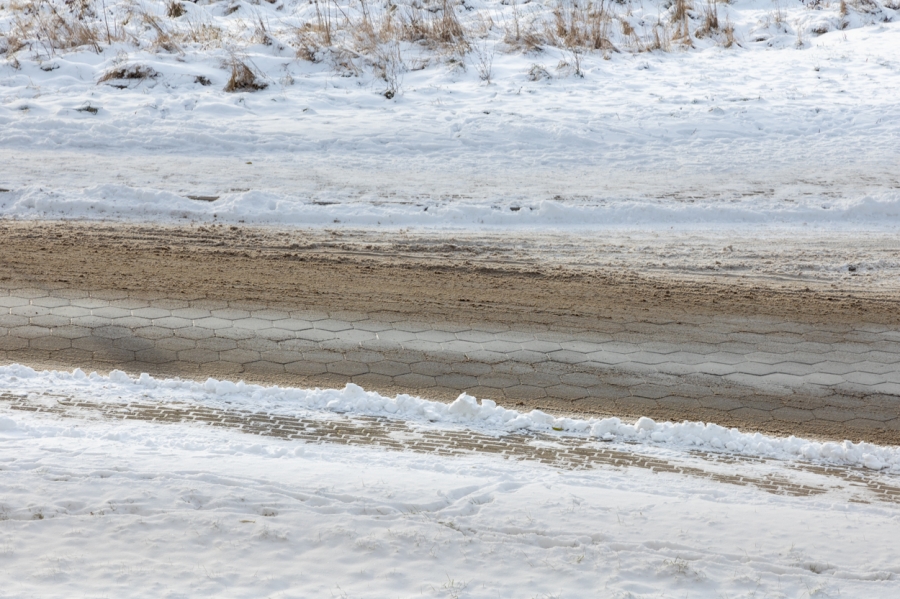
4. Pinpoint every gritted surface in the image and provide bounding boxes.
[1,221,899,443]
